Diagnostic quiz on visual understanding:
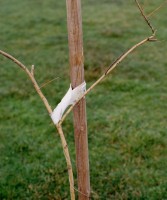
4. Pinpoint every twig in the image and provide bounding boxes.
[31,65,35,76]
[135,0,155,34]
[60,34,156,125]
[73,186,90,198]
[40,77,60,89]
[147,0,167,17]
[56,124,75,200]
[0,50,26,71]
[0,50,52,114]
[0,49,75,200]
